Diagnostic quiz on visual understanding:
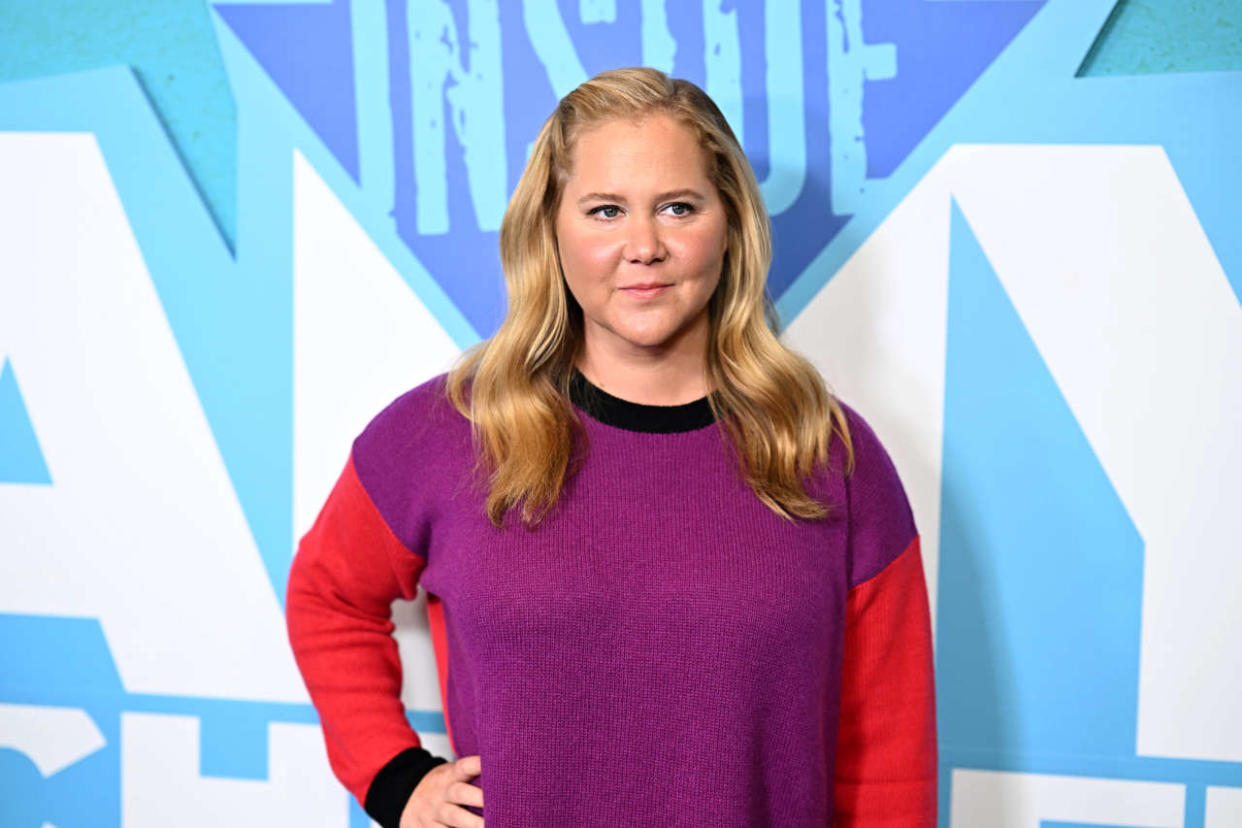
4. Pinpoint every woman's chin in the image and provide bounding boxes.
[614,327,682,351]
